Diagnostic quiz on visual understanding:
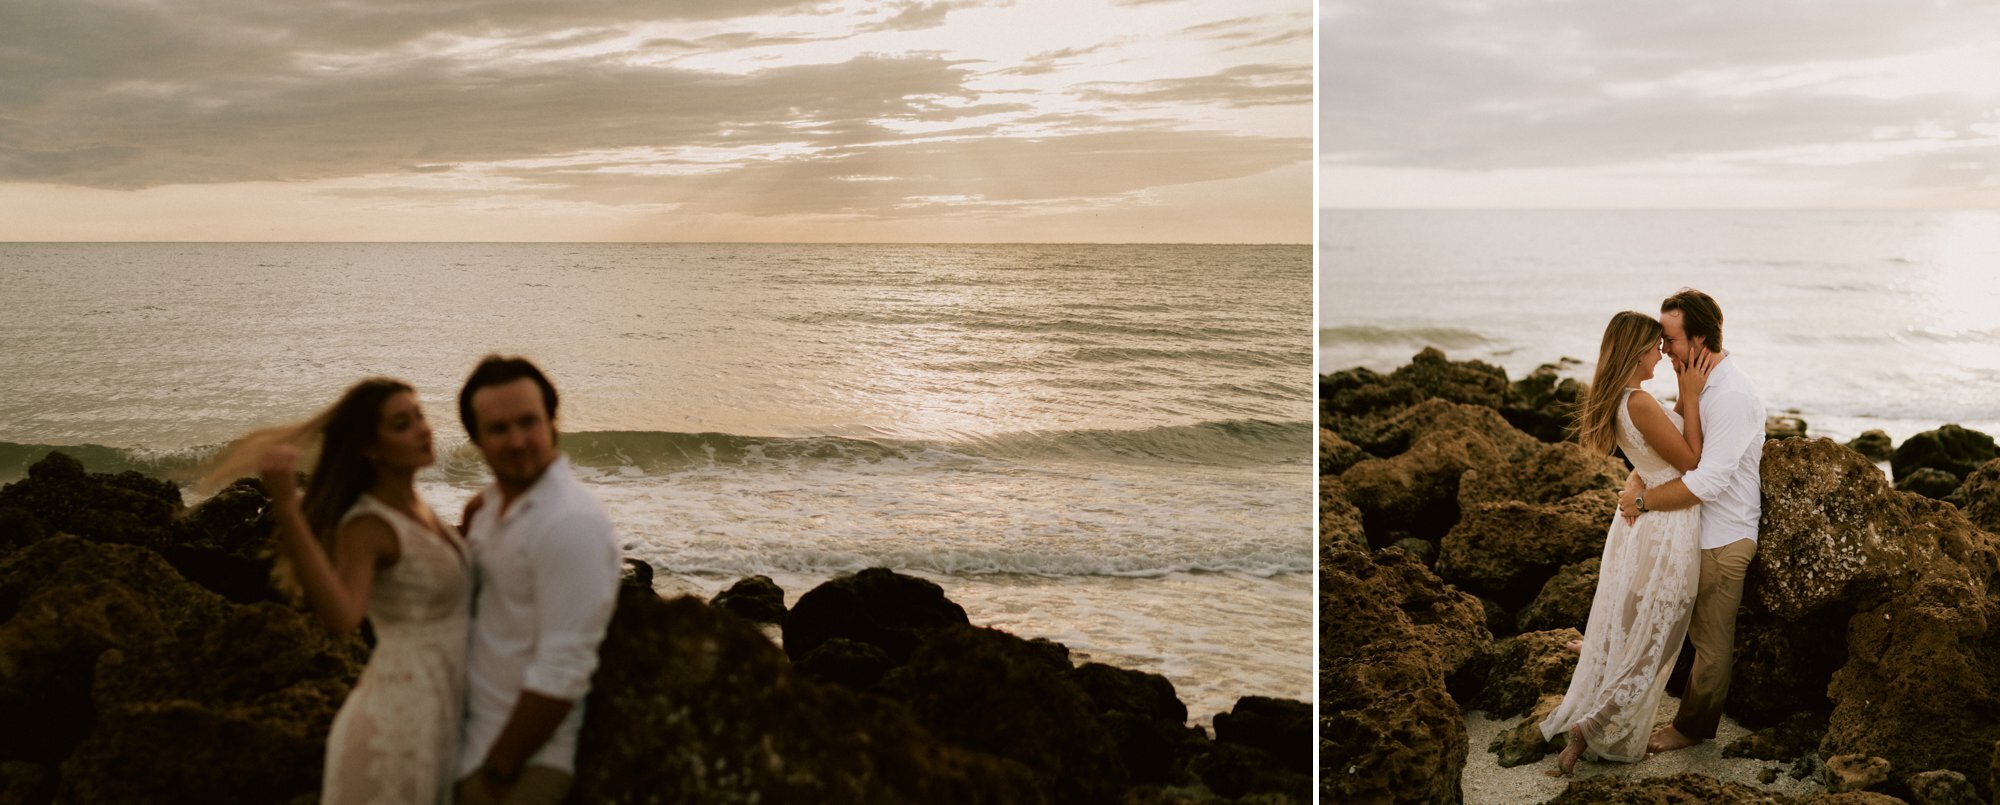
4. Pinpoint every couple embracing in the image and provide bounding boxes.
[200,356,621,804]
[1541,288,1767,776]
